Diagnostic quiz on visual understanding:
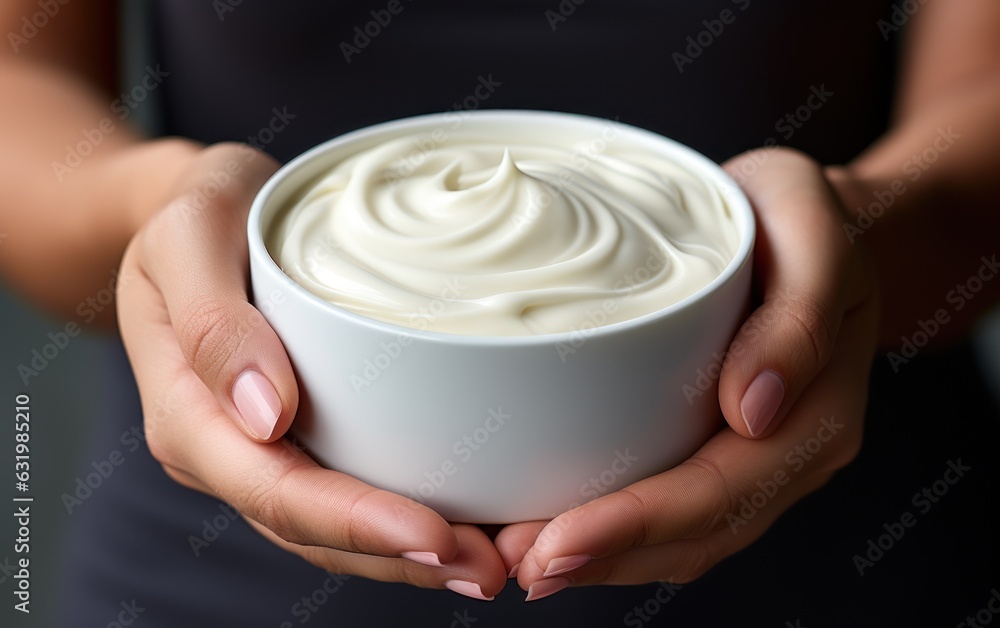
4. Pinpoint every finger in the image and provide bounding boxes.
[161,456,506,597]
[119,264,464,568]
[138,144,296,442]
[184,402,464,566]
[520,471,831,591]
[493,521,548,578]
[523,294,875,582]
[252,522,507,599]
[522,452,740,580]
[719,148,865,438]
